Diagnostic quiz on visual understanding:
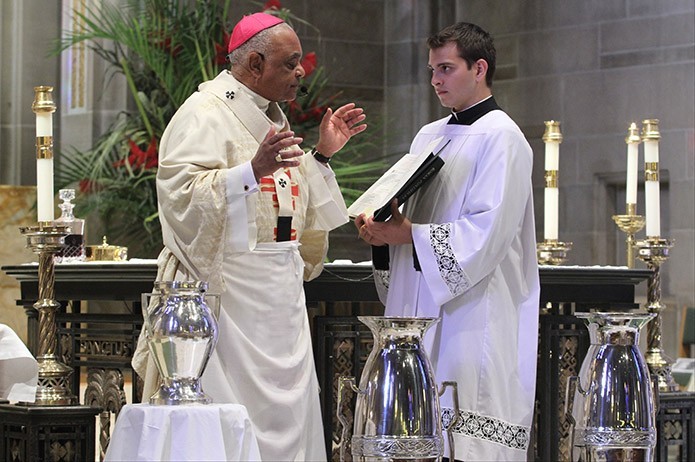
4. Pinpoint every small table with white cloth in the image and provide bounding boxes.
[104,403,261,461]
